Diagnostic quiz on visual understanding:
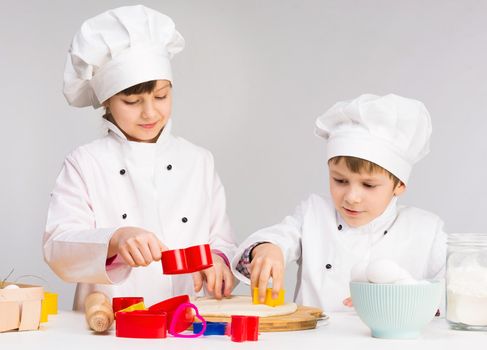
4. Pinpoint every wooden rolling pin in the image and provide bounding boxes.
[84,292,114,332]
